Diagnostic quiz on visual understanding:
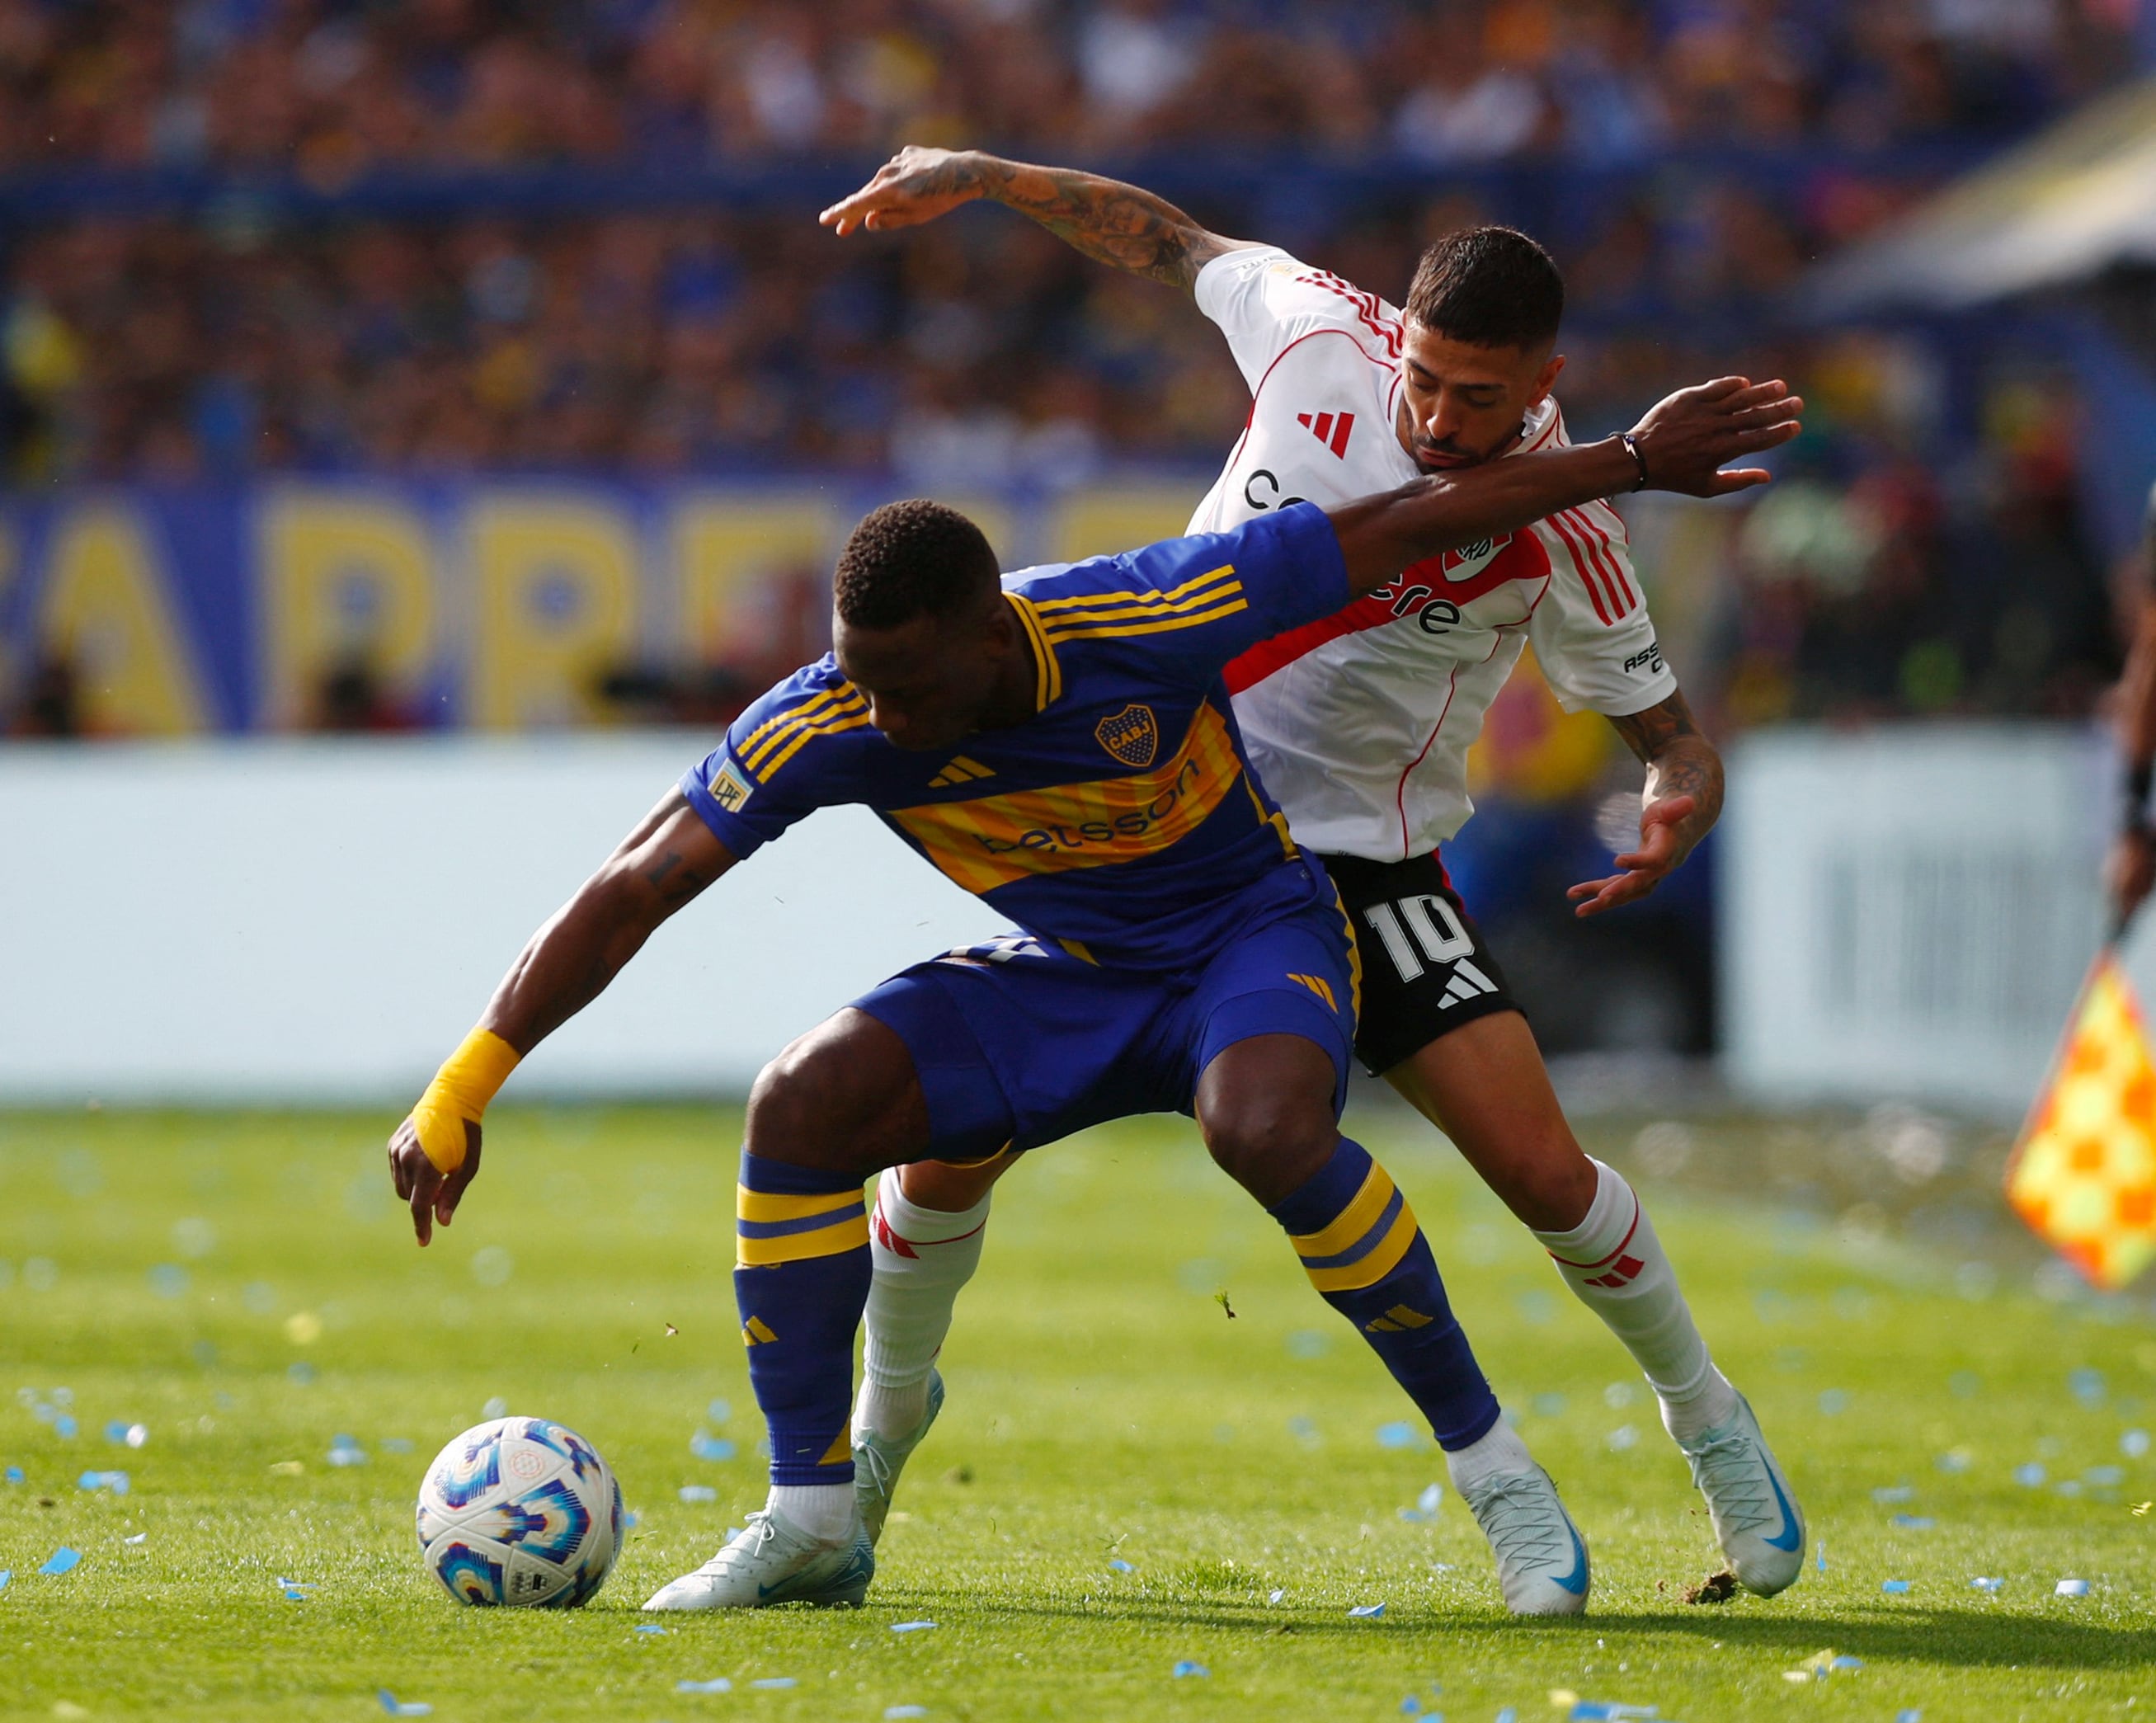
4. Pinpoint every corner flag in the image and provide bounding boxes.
[2008,918,2156,1291]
